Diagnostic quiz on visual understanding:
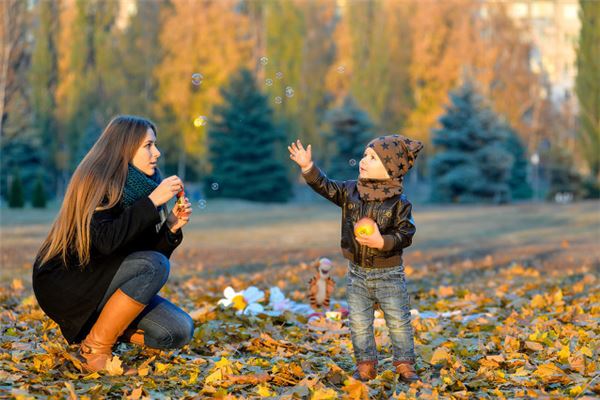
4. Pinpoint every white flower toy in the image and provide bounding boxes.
[218,286,265,315]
